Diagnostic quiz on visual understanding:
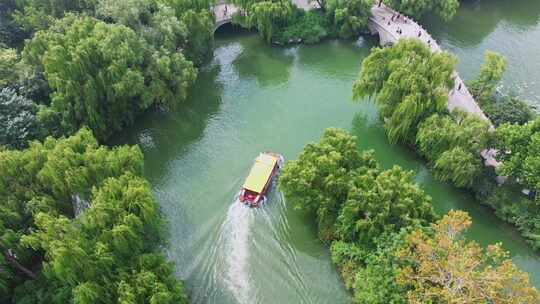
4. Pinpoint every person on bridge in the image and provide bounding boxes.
[224,5,228,16]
